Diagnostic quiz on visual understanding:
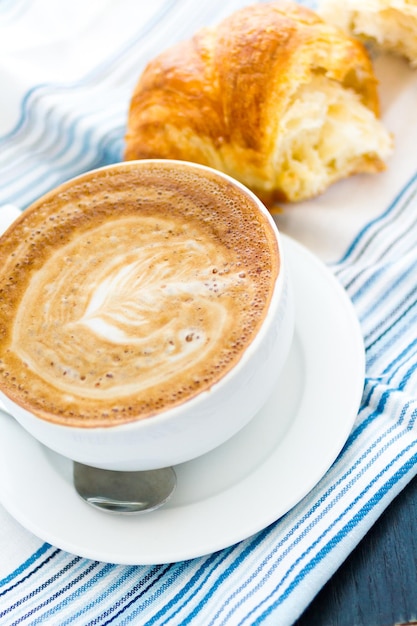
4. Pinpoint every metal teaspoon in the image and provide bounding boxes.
[73,462,177,514]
